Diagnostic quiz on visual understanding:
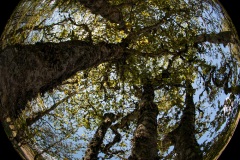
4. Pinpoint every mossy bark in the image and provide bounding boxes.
[129,83,159,160]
